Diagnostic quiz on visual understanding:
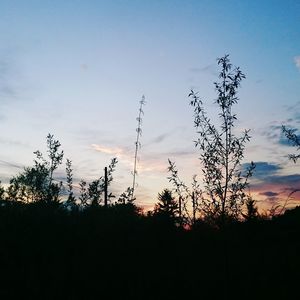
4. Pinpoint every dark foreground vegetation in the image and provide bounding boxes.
[1,55,300,299]
[0,201,300,300]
